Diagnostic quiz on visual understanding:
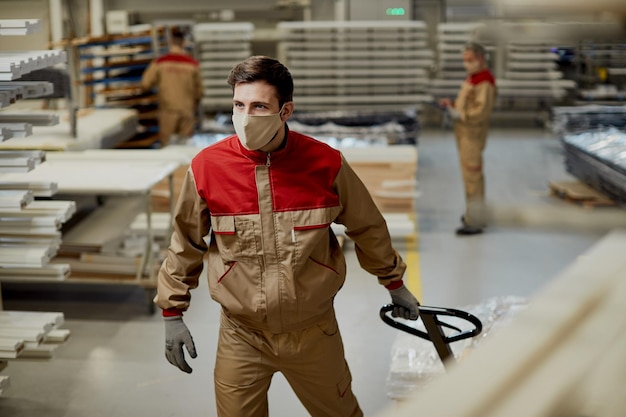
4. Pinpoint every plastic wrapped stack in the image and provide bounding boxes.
[386,296,528,400]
